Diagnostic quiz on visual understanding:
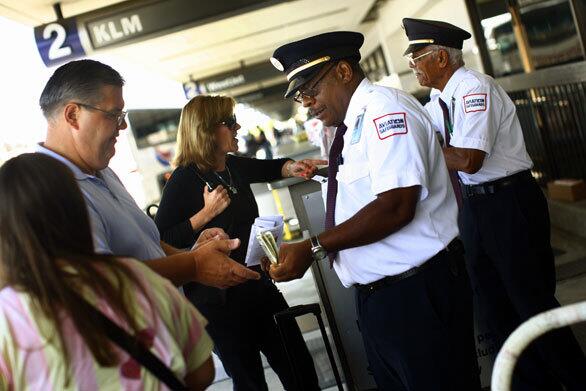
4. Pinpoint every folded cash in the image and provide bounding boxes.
[256,230,279,264]
[245,215,283,267]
